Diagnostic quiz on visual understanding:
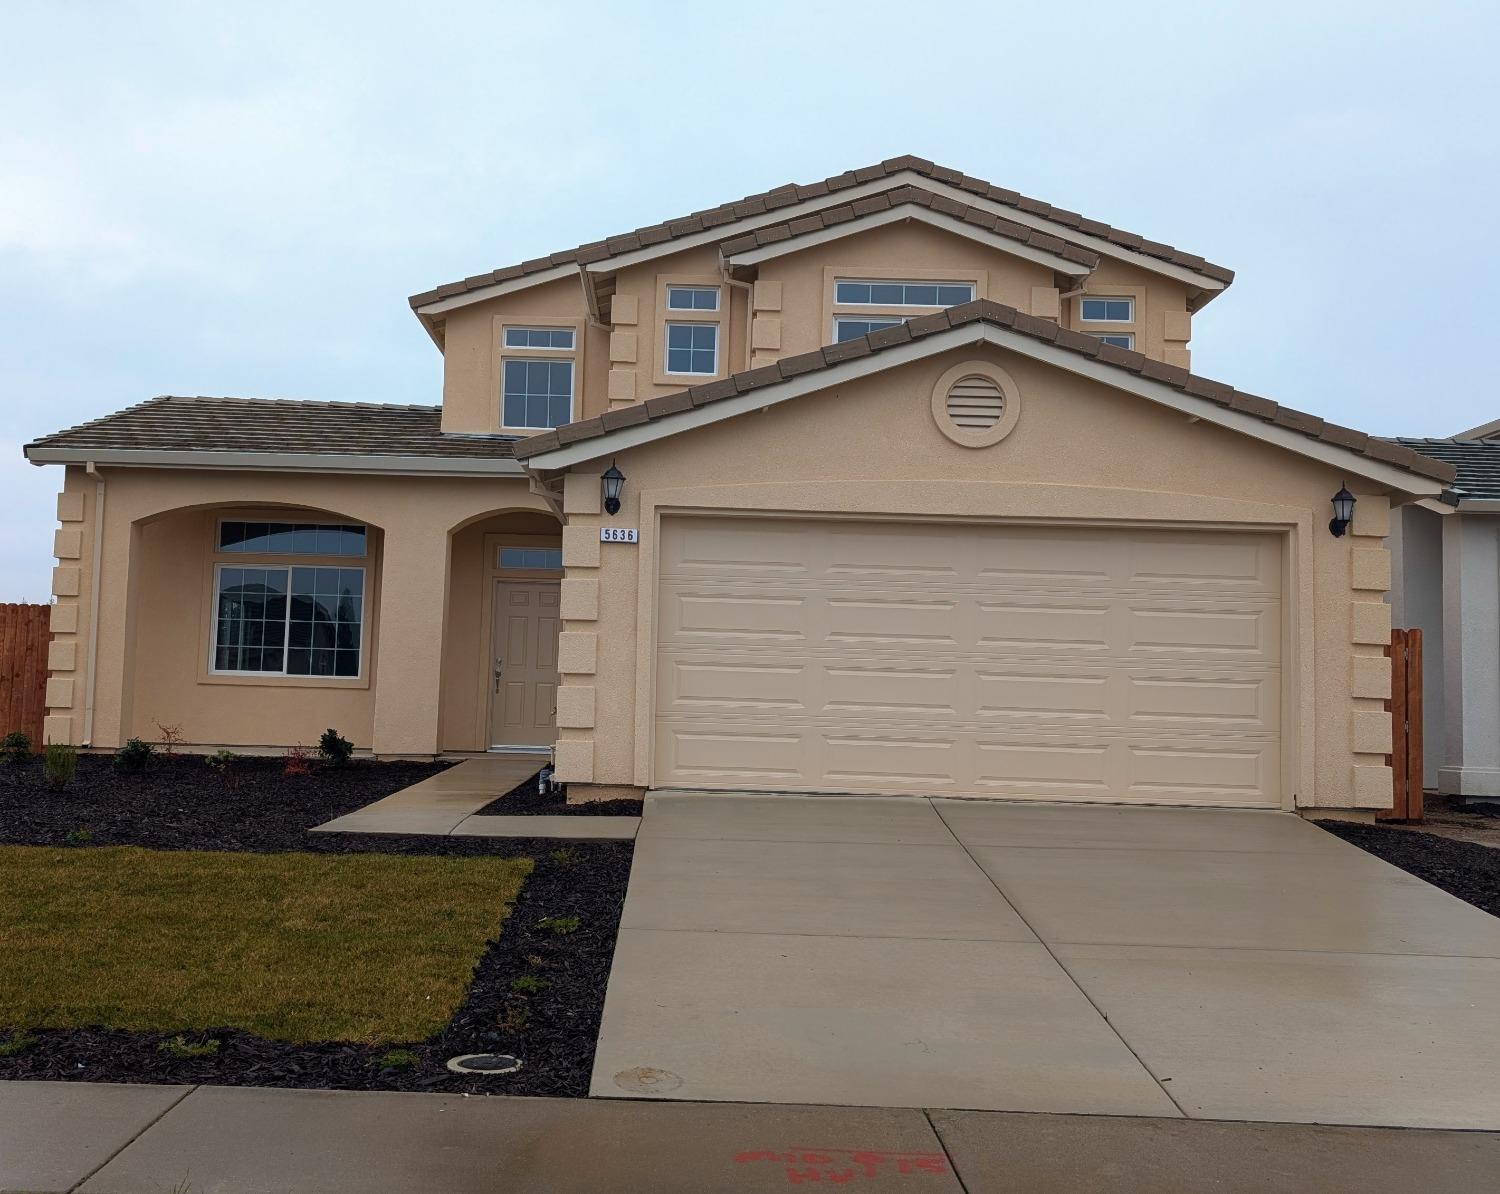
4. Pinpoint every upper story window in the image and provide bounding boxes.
[501,323,577,430]
[835,280,976,307]
[665,323,719,375]
[503,327,575,350]
[666,285,720,311]
[834,316,908,343]
[1090,332,1135,350]
[1080,297,1134,322]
